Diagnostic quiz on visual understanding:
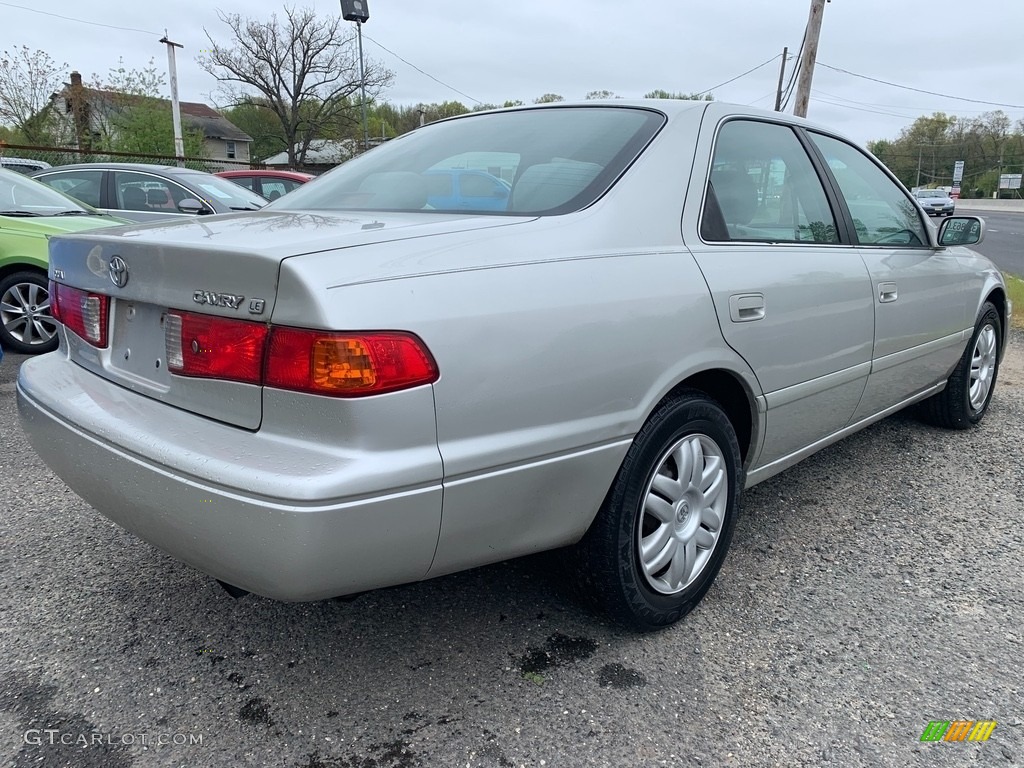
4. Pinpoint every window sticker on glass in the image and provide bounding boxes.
[196,183,234,200]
